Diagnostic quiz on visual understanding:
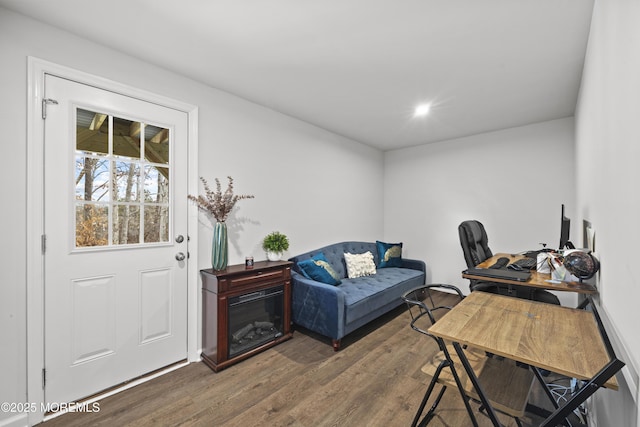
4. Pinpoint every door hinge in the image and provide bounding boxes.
[42,368,46,389]
[41,234,46,254]
[42,98,58,120]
